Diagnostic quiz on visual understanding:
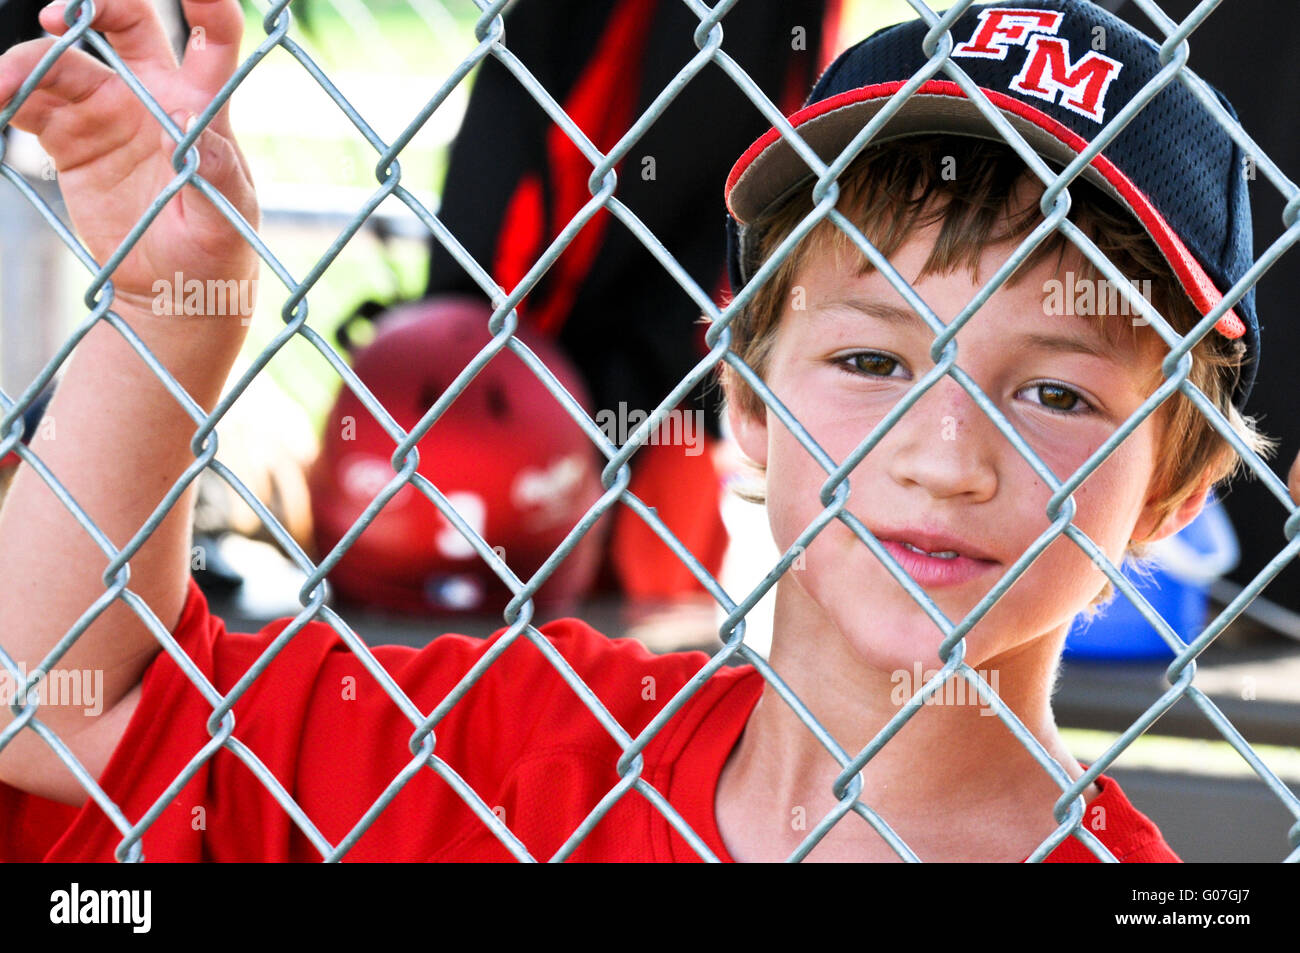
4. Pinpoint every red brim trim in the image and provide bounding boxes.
[726,79,1246,341]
